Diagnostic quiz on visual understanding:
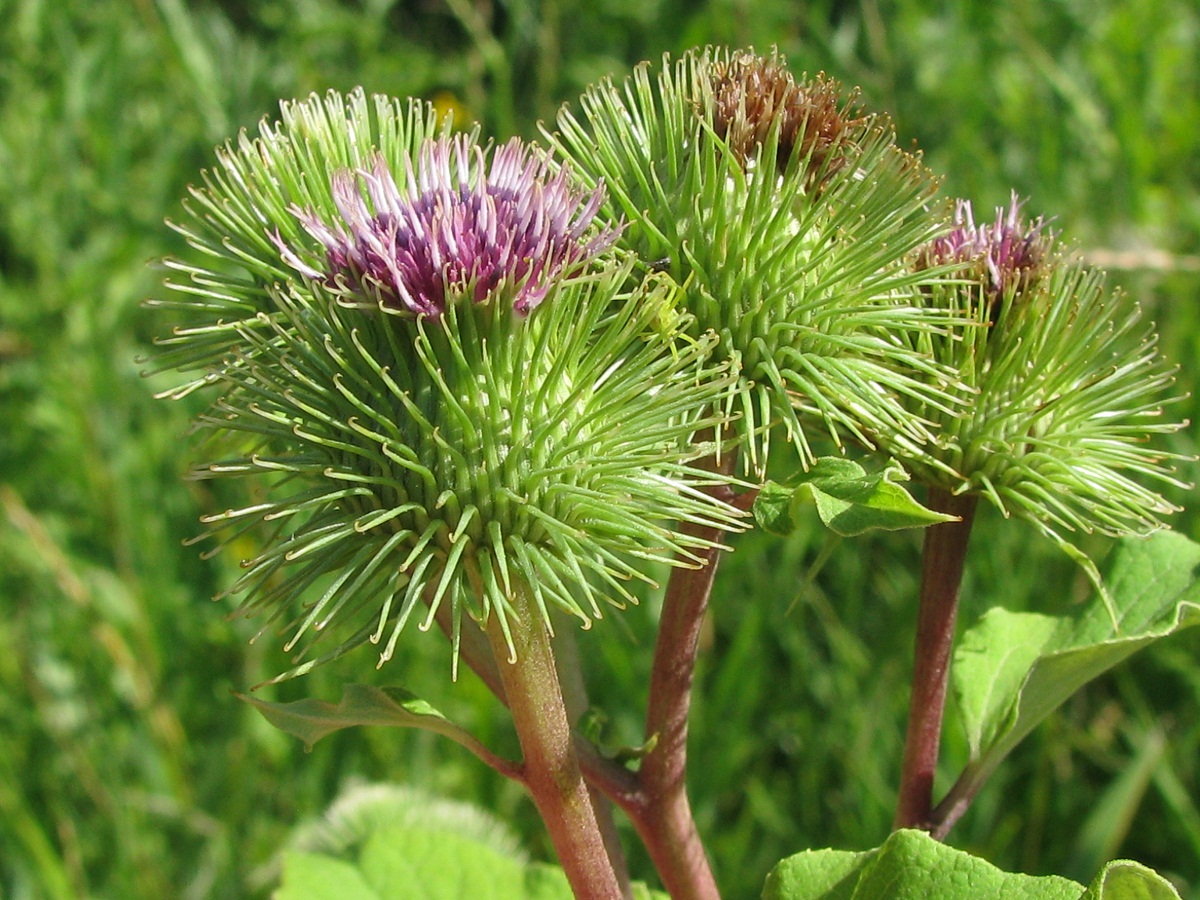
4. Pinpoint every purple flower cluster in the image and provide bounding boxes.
[918,193,1053,306]
[278,135,619,316]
